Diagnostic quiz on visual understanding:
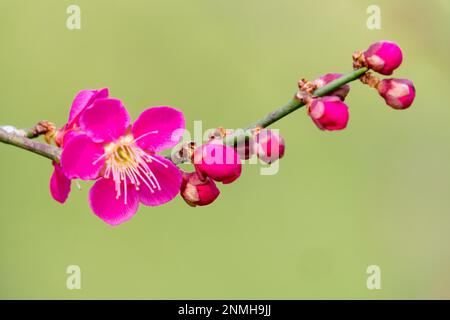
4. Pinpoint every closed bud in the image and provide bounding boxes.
[377,78,415,110]
[312,73,350,101]
[308,96,349,131]
[363,41,403,75]
[254,129,285,164]
[193,142,242,184]
[180,171,220,207]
